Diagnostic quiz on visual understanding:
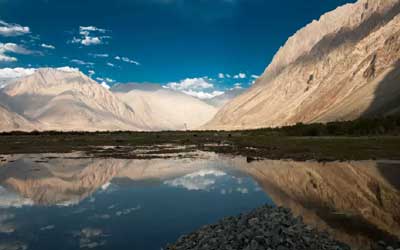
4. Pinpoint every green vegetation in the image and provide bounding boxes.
[0,117,399,161]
